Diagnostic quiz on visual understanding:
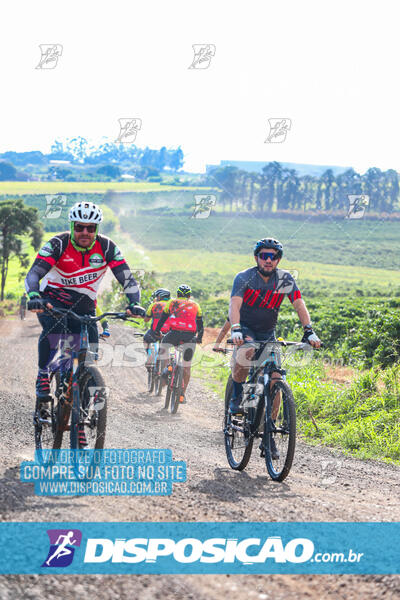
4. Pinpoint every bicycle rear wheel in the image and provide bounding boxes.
[79,366,108,449]
[147,365,154,393]
[223,375,253,470]
[164,385,172,410]
[170,366,184,414]
[264,380,296,482]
